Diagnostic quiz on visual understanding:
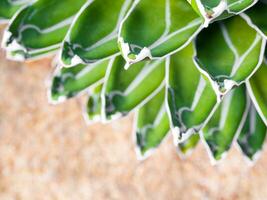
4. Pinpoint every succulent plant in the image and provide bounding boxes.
[1,0,267,164]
